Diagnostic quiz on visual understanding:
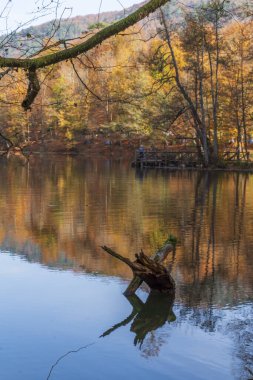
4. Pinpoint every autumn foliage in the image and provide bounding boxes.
[0,1,252,163]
